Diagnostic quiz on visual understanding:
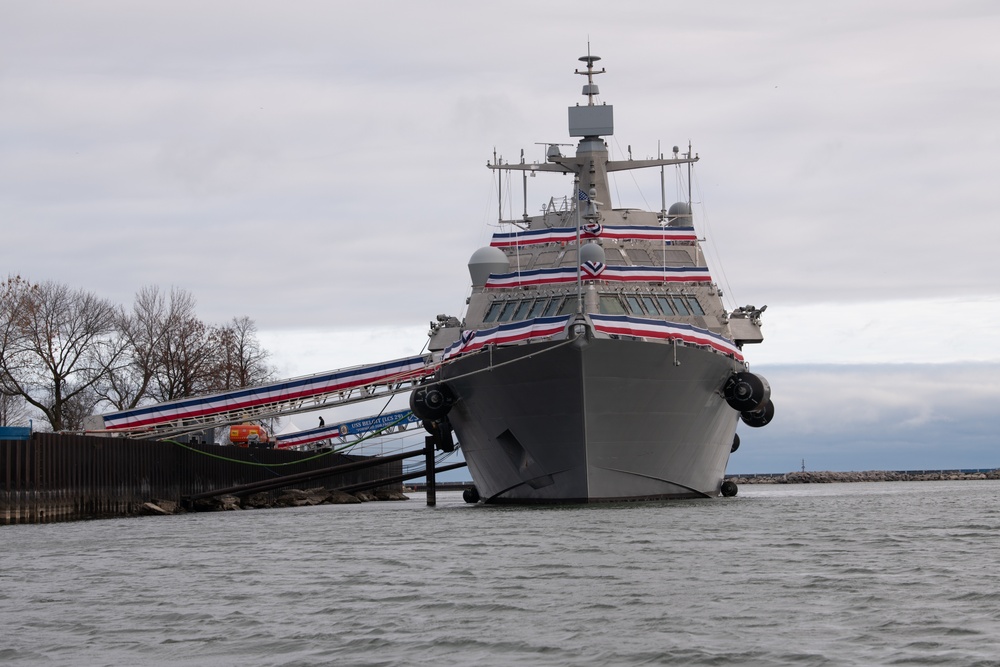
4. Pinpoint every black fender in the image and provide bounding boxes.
[723,372,771,412]
[422,416,455,452]
[740,399,775,428]
[410,381,455,421]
